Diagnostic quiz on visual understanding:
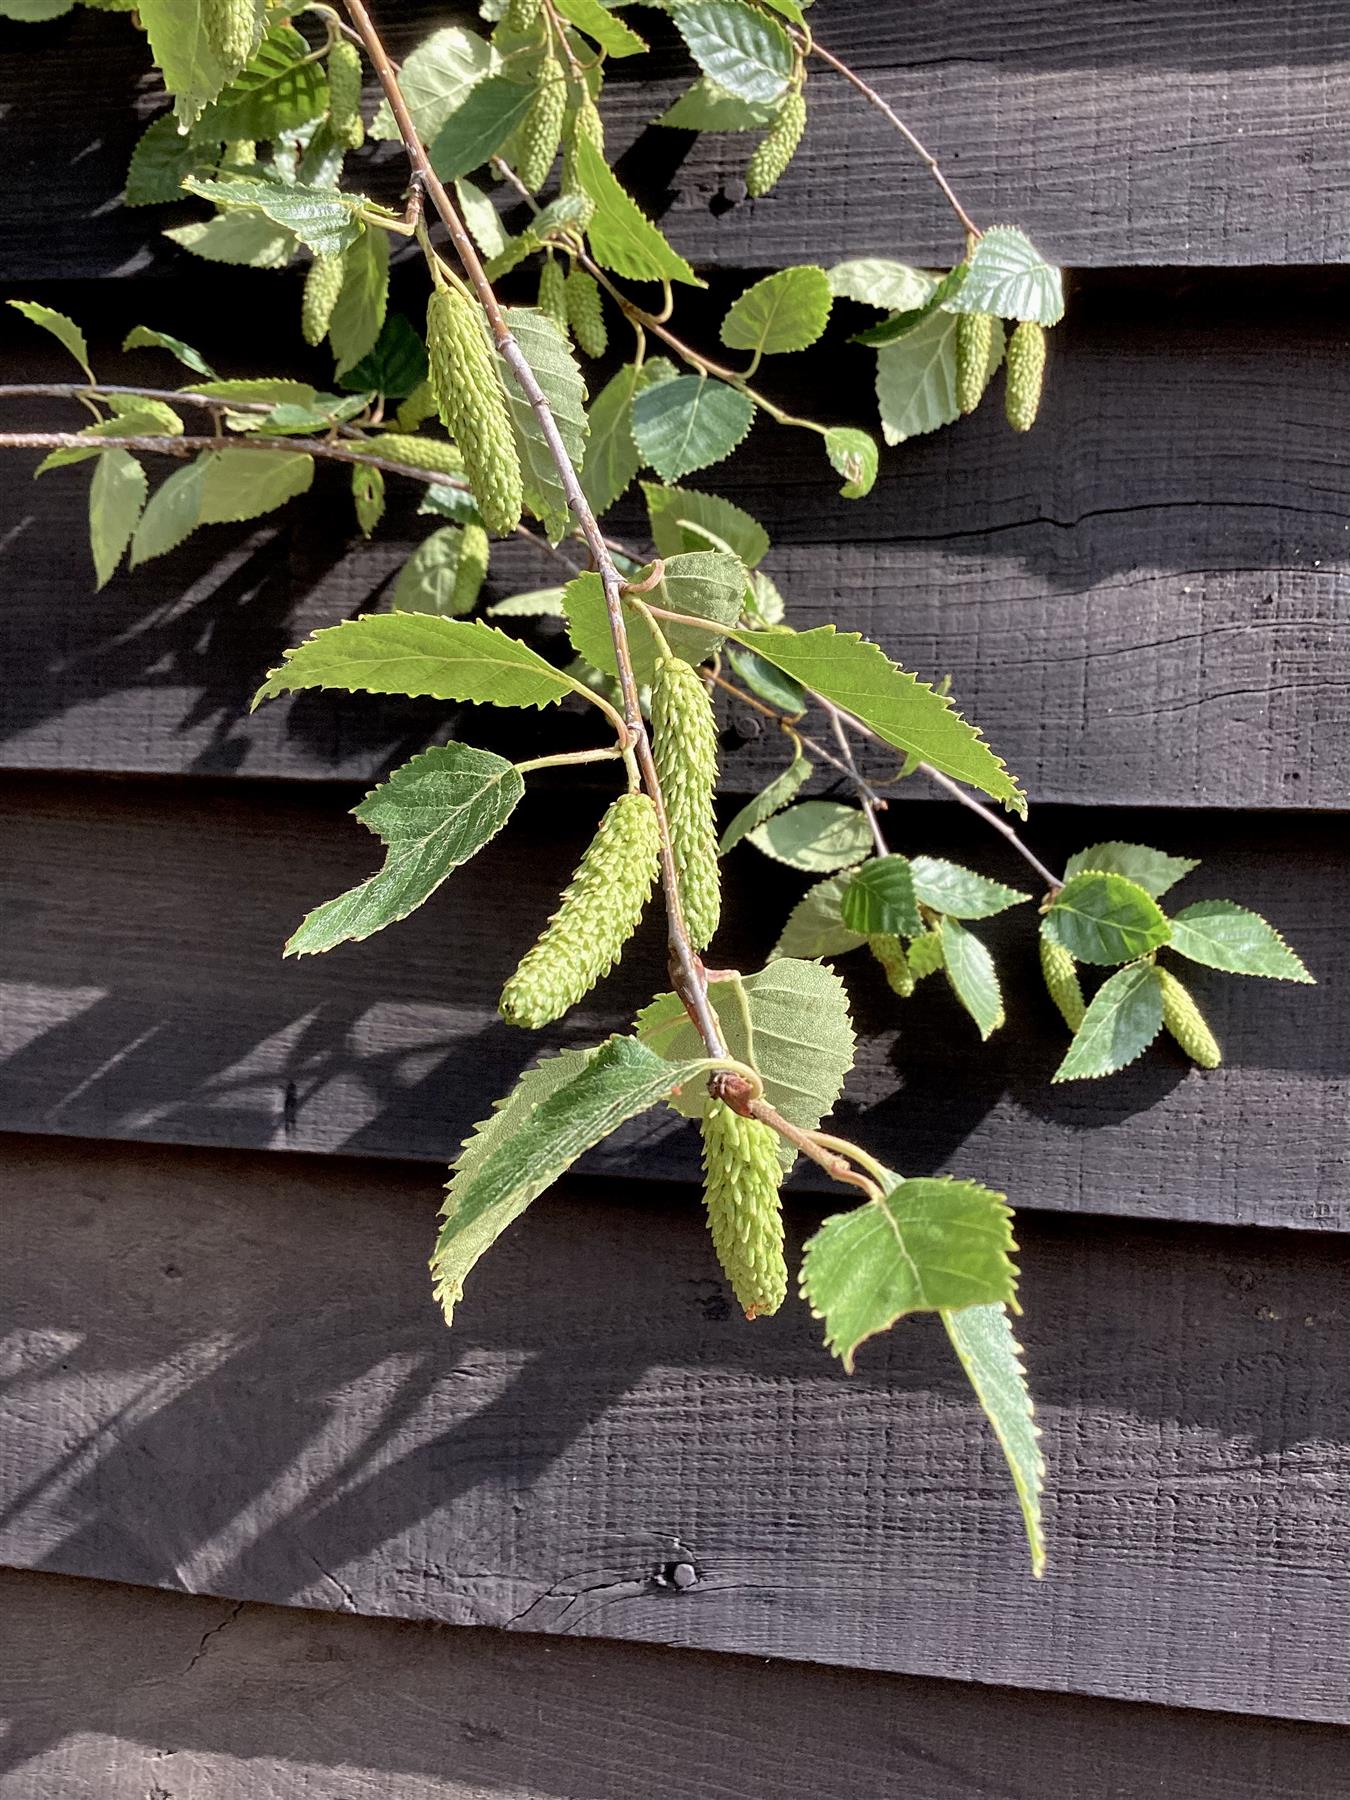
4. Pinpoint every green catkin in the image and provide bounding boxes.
[537,256,568,330]
[746,89,806,198]
[1158,967,1222,1069]
[651,656,721,952]
[363,433,464,478]
[453,522,490,614]
[202,0,256,69]
[504,0,542,29]
[562,93,604,195]
[395,378,438,434]
[301,252,345,347]
[1039,933,1086,1031]
[1005,320,1047,432]
[700,1100,788,1320]
[426,285,523,537]
[868,934,914,997]
[224,139,256,166]
[907,929,946,982]
[499,792,660,1027]
[564,270,607,358]
[327,39,365,147]
[516,66,566,192]
[955,312,995,415]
